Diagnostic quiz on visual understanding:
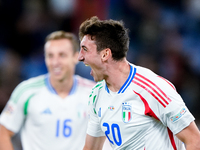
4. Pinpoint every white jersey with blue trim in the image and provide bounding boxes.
[87,64,194,150]
[0,74,95,150]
